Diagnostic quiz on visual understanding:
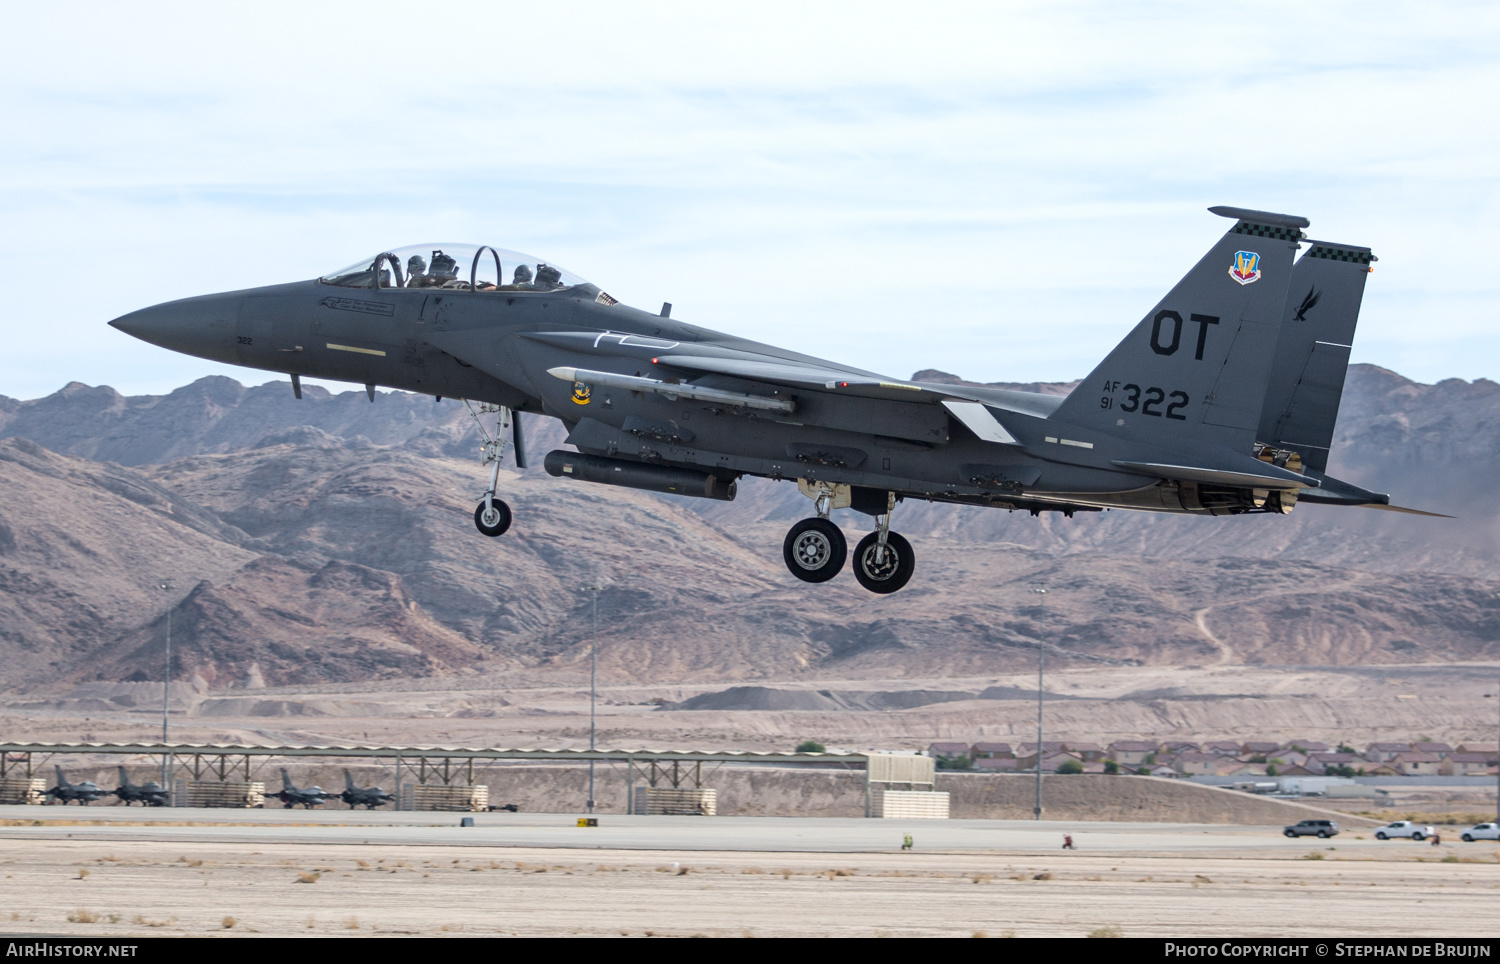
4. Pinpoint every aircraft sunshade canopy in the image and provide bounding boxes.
[320,243,590,291]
